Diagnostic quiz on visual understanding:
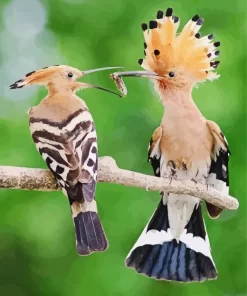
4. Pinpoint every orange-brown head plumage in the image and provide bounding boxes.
[139,8,221,89]
[9,65,84,90]
[9,65,122,97]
